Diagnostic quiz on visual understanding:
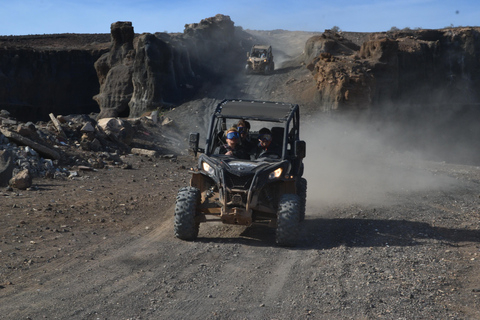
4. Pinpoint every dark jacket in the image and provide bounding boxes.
[254,142,281,159]
[240,137,255,156]
[219,144,250,160]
